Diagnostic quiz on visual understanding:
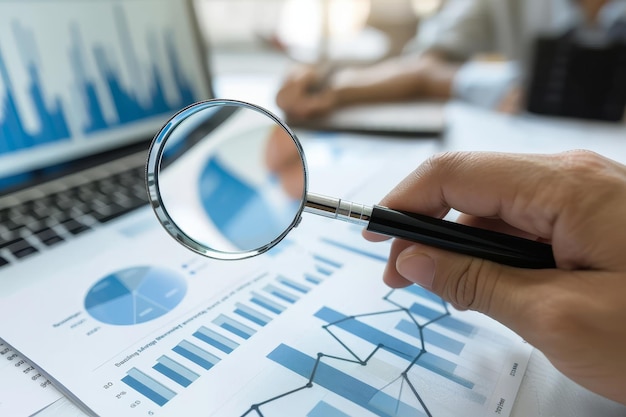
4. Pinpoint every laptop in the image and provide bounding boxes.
[0,0,213,293]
